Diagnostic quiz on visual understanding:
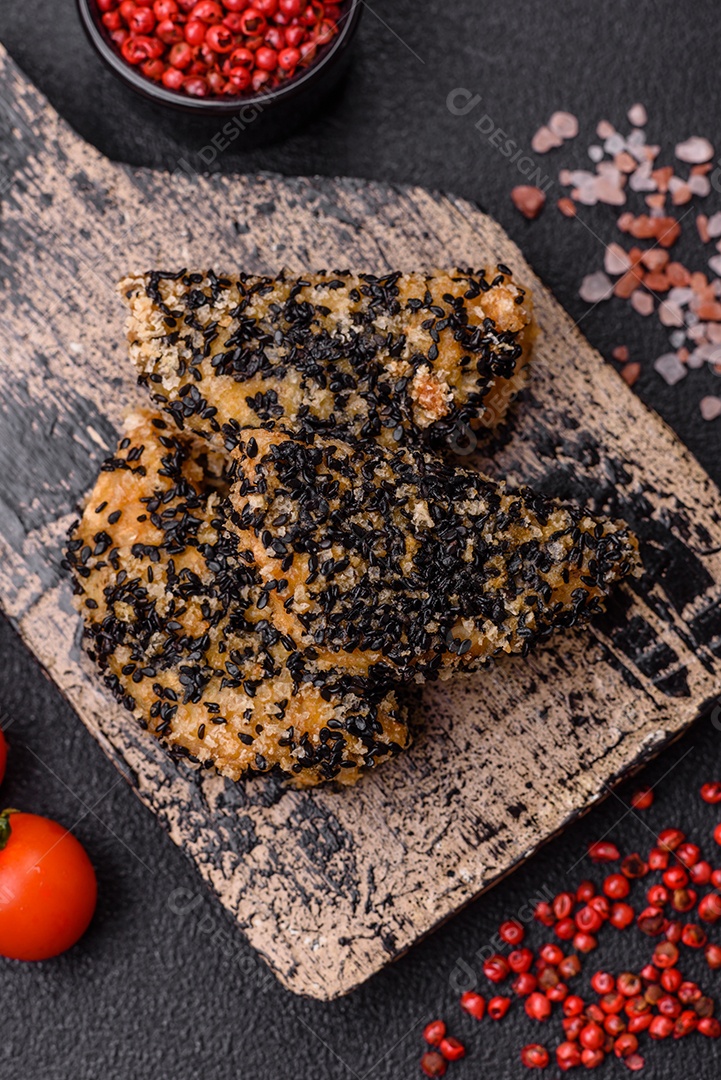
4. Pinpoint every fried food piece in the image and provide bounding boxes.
[226,429,640,682]
[120,267,535,452]
[65,413,409,787]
